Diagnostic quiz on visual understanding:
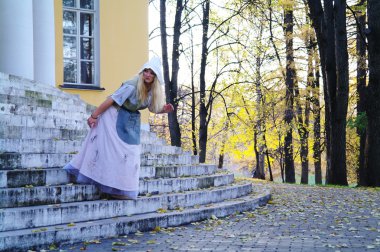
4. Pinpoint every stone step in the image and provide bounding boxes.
[0,164,218,188]
[0,152,198,170]
[0,167,70,188]
[0,139,84,154]
[0,184,100,208]
[141,153,199,166]
[0,94,89,115]
[0,189,271,252]
[0,139,184,155]
[0,113,88,131]
[139,173,234,194]
[142,143,186,155]
[0,124,165,144]
[0,182,252,232]
[0,73,82,100]
[0,124,88,140]
[0,103,89,124]
[140,164,217,179]
[0,173,234,207]
[0,84,82,100]
[140,130,167,145]
[0,152,75,170]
